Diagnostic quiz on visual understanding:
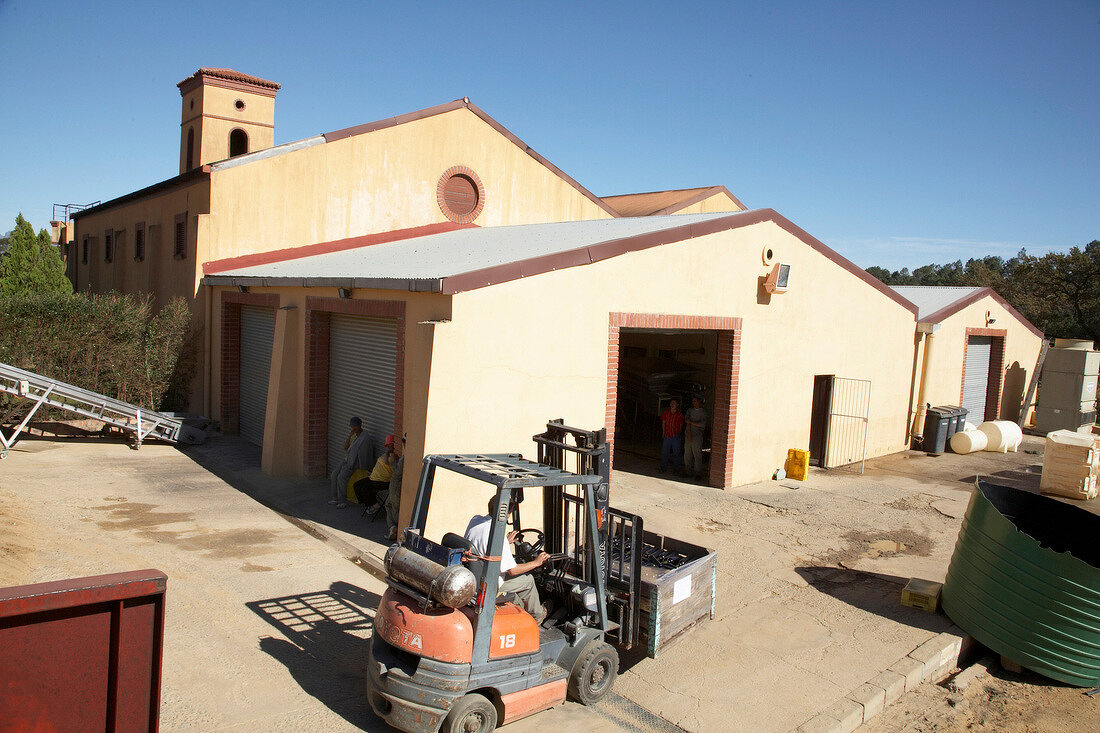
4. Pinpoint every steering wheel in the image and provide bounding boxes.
[513,528,545,563]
